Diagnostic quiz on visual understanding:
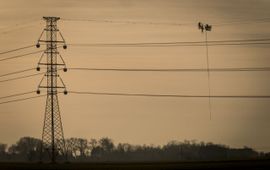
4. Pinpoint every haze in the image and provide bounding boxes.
[0,0,270,152]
